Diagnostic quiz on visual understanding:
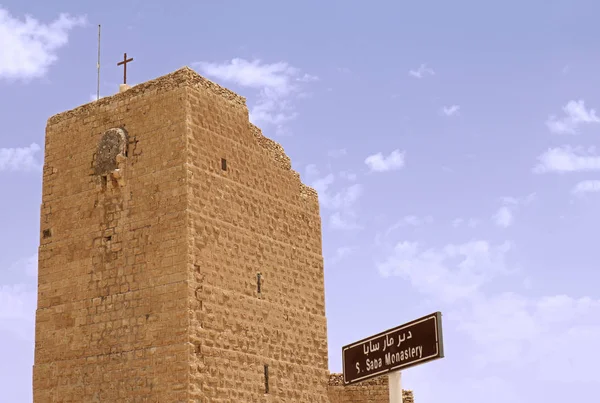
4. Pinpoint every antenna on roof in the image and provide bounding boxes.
[97,24,101,100]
